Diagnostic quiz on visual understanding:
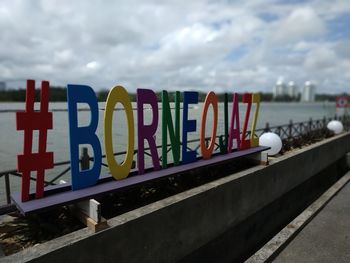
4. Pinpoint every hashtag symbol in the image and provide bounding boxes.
[16,80,54,202]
